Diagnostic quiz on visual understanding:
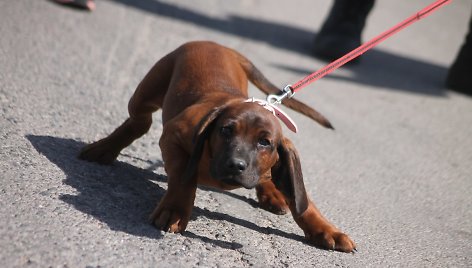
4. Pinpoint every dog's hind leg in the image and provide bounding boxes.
[79,52,176,164]
[78,115,153,164]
